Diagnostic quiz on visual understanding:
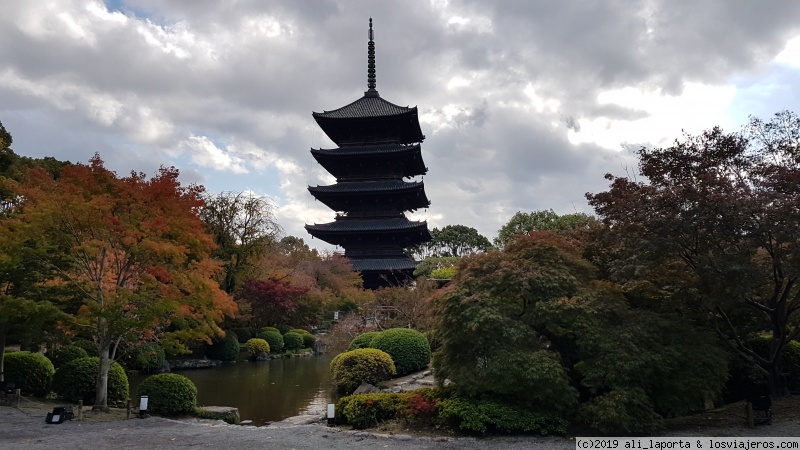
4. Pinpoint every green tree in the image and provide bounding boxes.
[494,209,594,248]
[434,232,728,433]
[587,111,800,397]
[200,191,281,294]
[410,225,491,259]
